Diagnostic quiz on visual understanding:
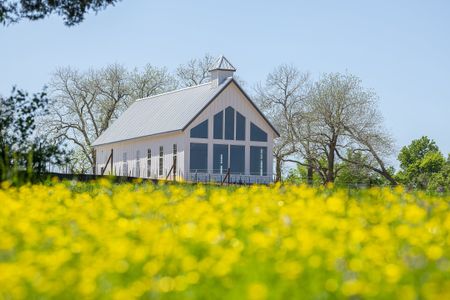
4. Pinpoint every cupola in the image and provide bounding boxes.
[209,55,236,87]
